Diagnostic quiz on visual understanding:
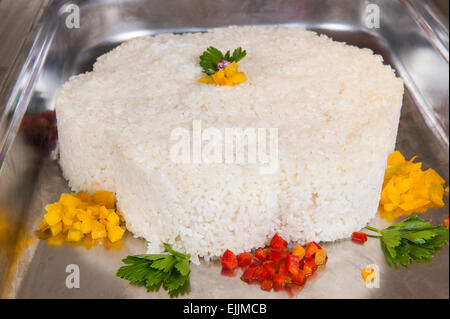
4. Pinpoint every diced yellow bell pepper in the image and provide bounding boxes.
[67,229,84,242]
[47,233,64,246]
[107,225,125,243]
[92,190,115,209]
[44,211,62,227]
[80,219,93,234]
[73,221,82,231]
[105,211,120,228]
[76,209,91,221]
[50,222,63,236]
[91,221,106,239]
[98,206,110,224]
[43,206,62,226]
[76,190,91,202]
[38,218,49,231]
[59,193,82,208]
